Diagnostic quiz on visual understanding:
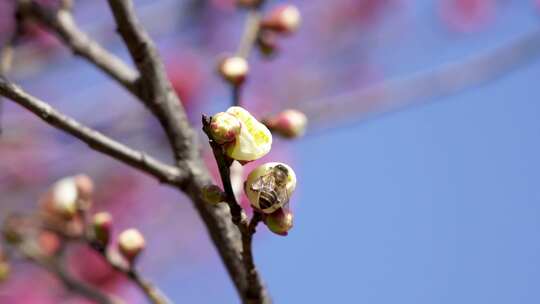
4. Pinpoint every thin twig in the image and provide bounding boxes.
[0,76,185,185]
[16,242,122,304]
[19,1,139,95]
[236,10,263,59]
[92,246,171,304]
[202,116,269,304]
